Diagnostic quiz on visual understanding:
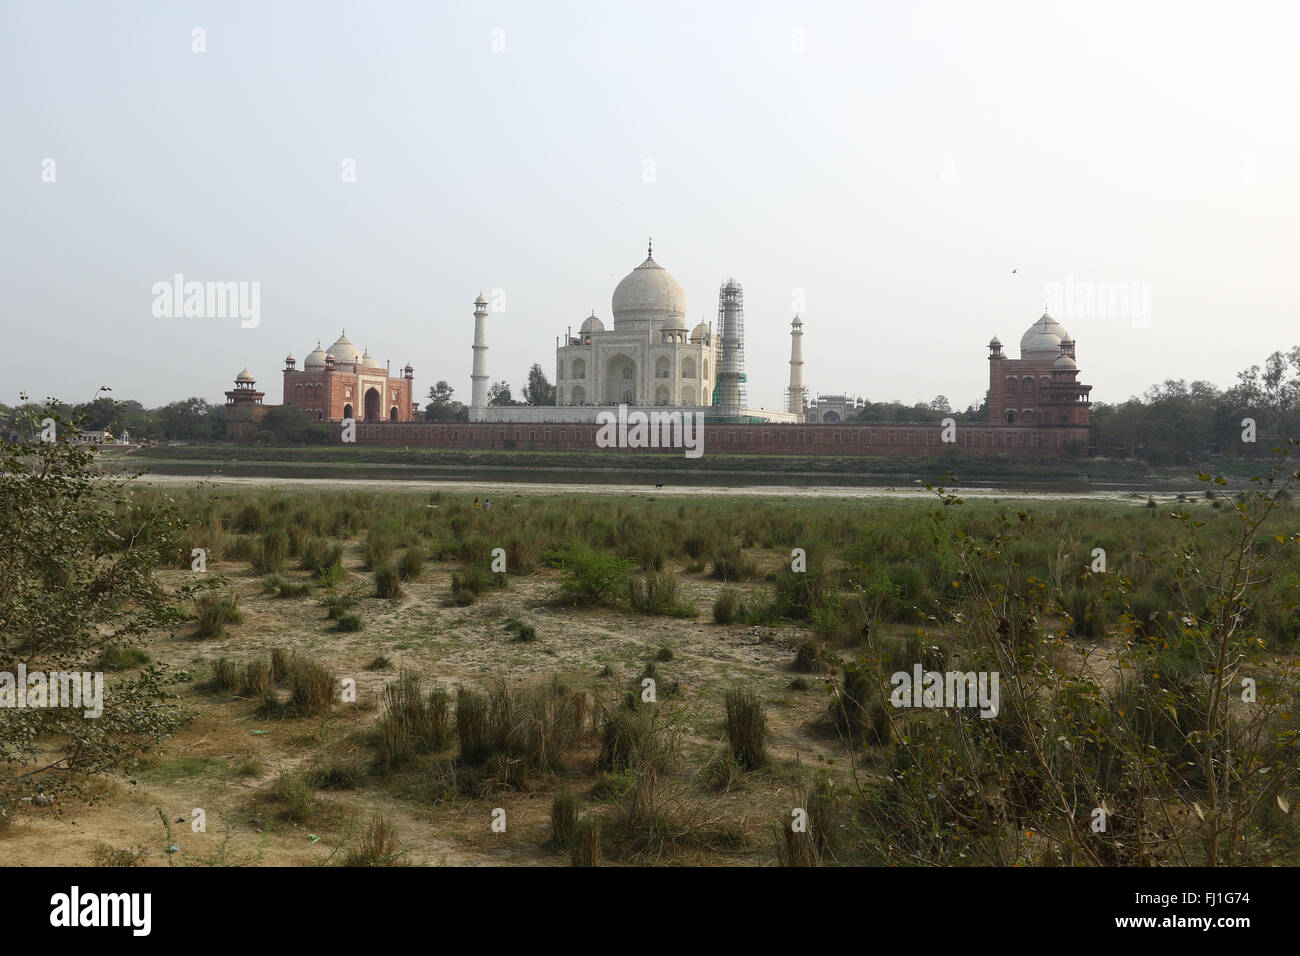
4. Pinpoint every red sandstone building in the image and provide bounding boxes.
[987,313,1092,427]
[281,332,418,423]
[224,368,270,438]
